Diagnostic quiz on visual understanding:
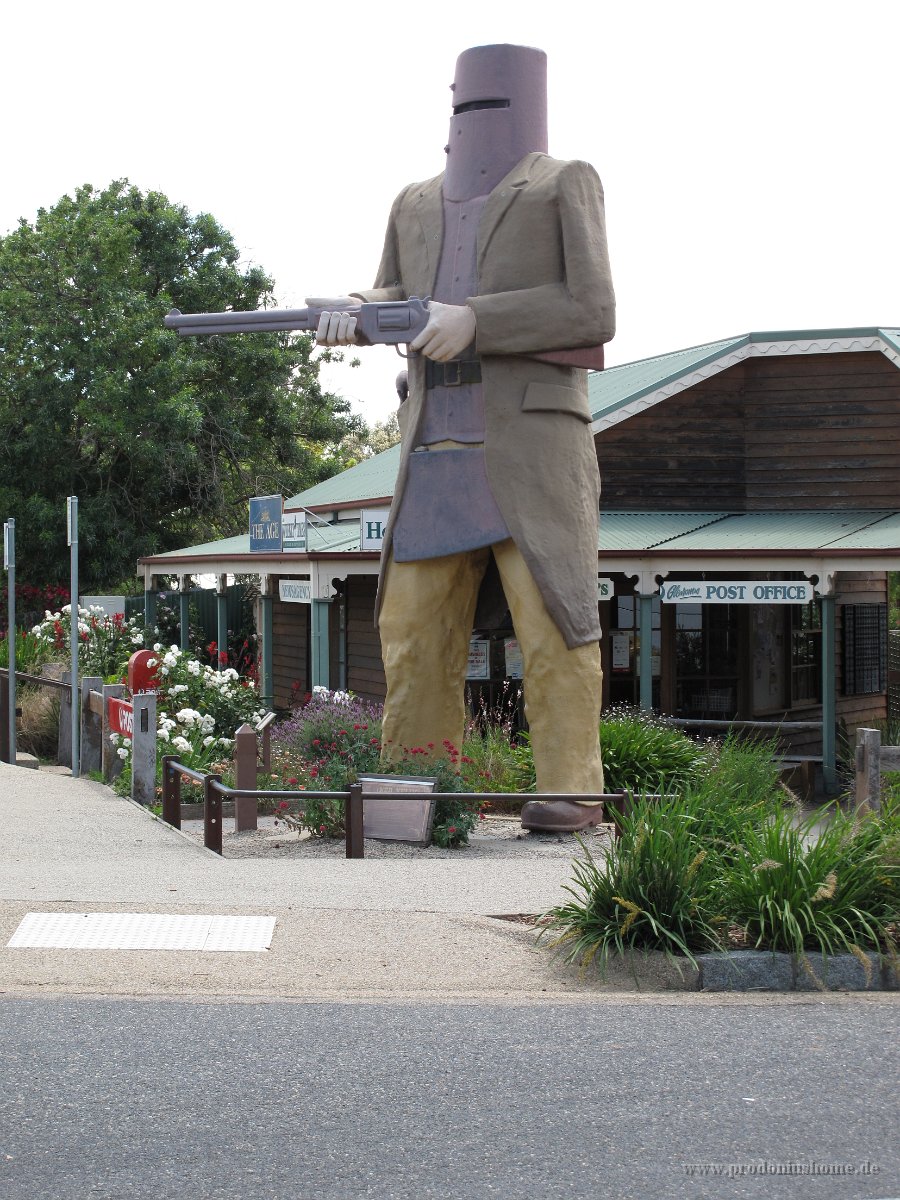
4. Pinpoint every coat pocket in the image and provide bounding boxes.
[521,382,593,423]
